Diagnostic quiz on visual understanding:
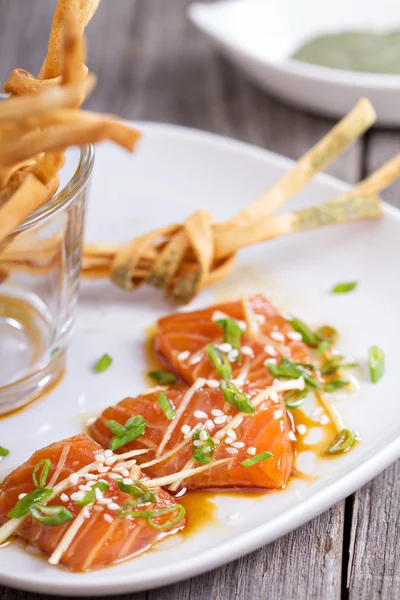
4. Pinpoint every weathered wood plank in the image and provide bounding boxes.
[345,129,400,600]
